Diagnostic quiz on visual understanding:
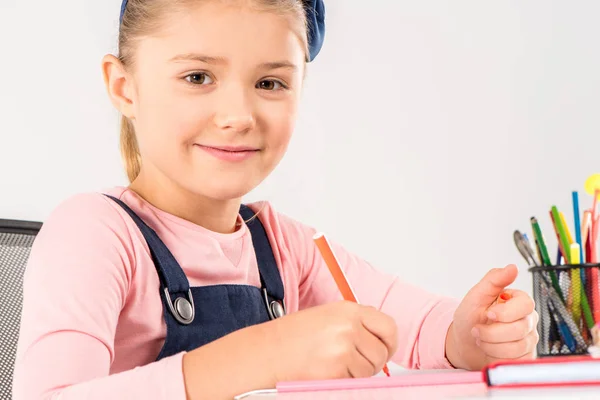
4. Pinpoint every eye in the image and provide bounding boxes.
[256,79,286,91]
[185,72,214,85]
